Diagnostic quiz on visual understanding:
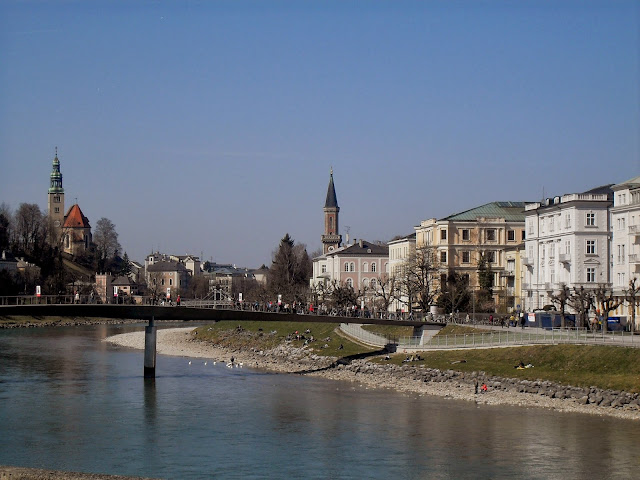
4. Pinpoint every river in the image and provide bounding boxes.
[0,324,638,479]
